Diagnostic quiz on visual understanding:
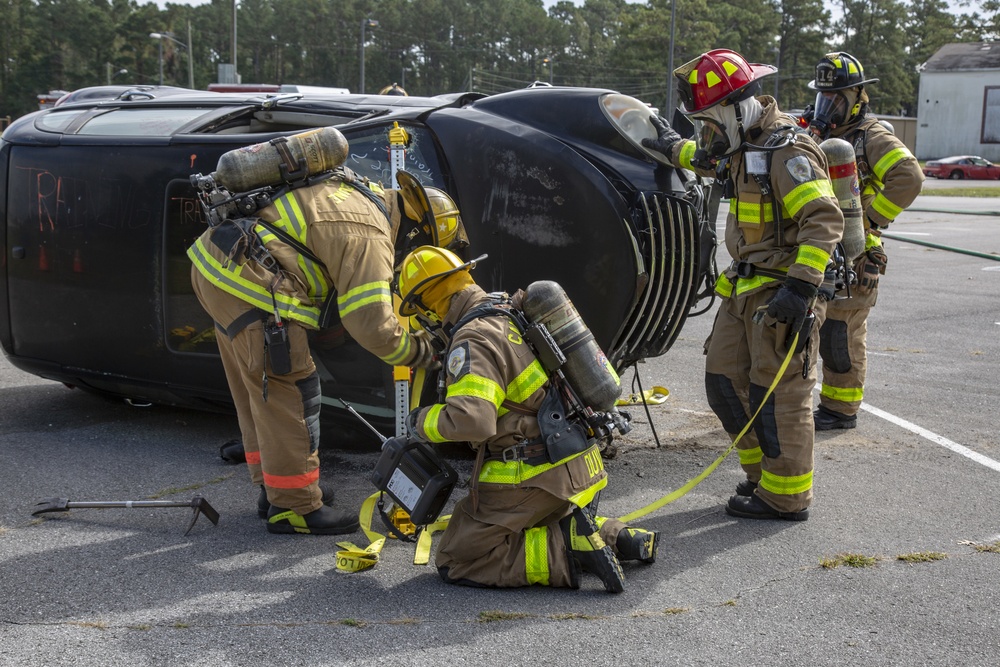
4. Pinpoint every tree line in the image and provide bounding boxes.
[1,0,997,121]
